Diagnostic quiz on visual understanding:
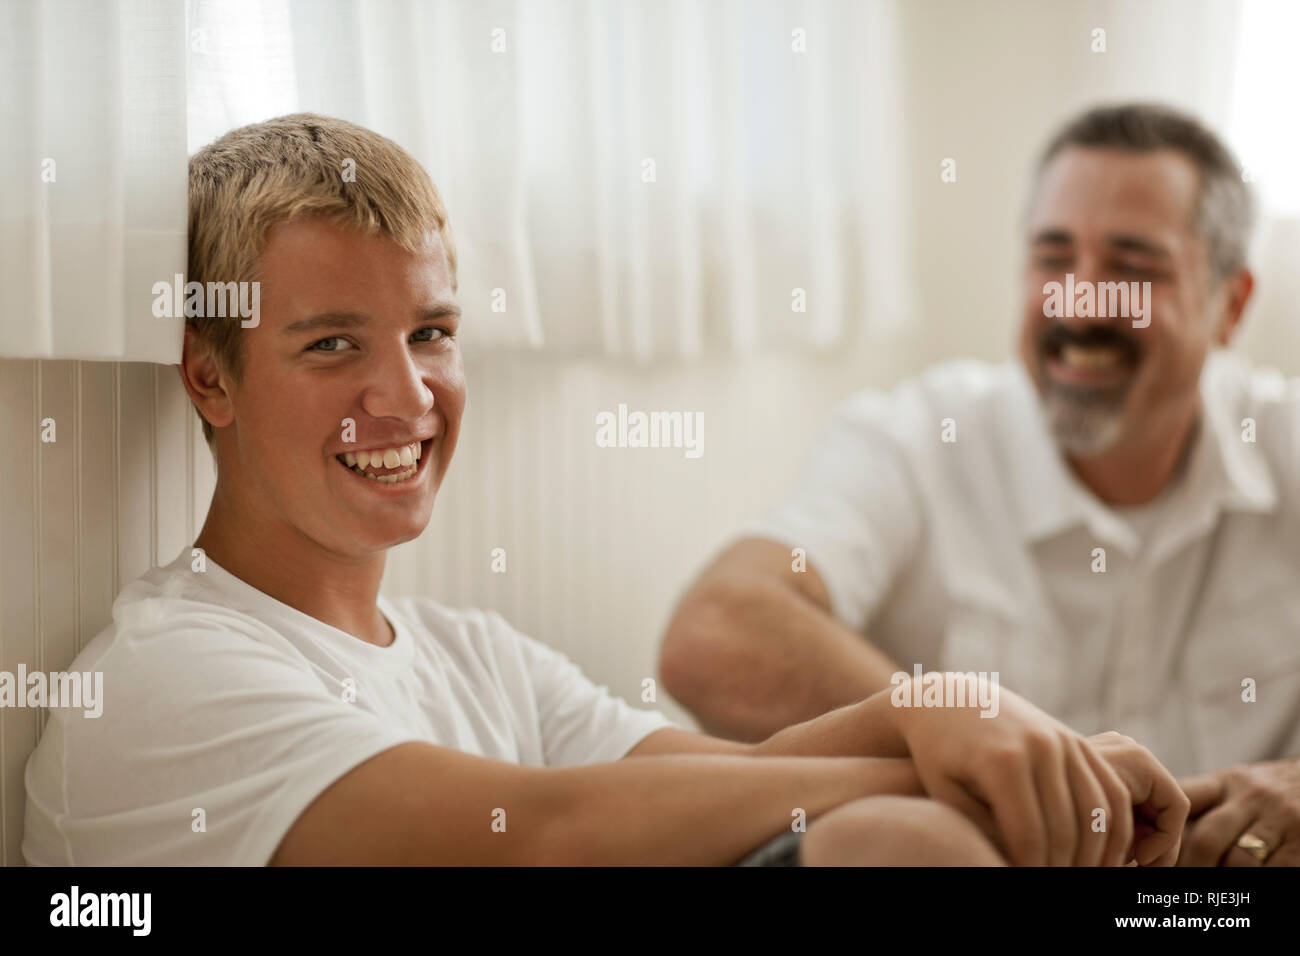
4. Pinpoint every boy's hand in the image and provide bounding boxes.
[1085,731,1190,866]
[884,675,1134,866]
